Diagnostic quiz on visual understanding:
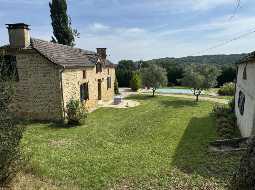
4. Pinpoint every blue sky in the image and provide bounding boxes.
[1,0,255,62]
